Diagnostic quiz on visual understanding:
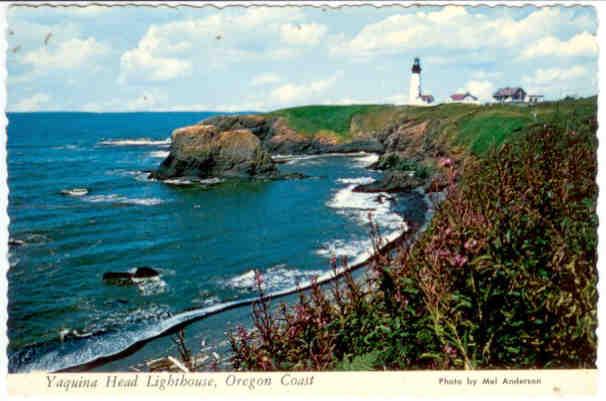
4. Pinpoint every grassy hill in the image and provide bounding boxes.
[268,97,597,156]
